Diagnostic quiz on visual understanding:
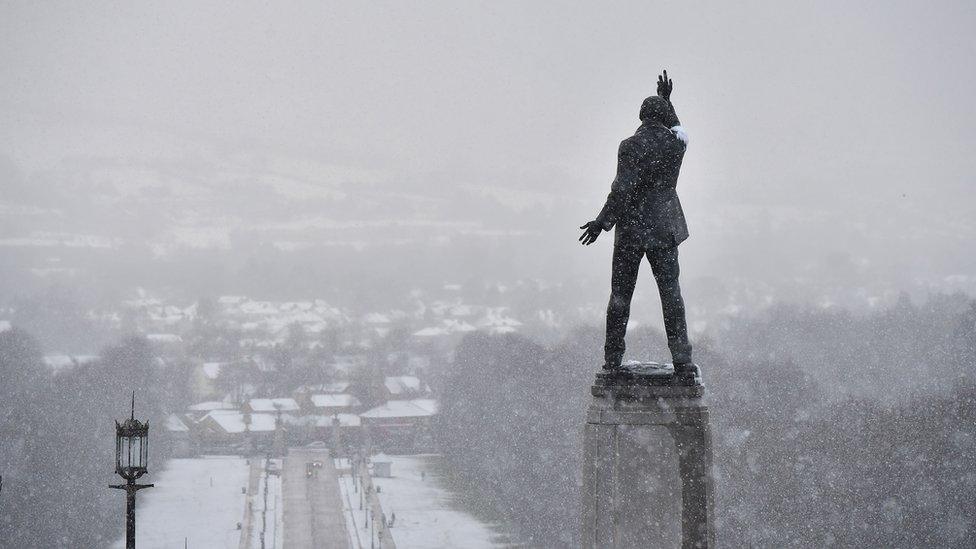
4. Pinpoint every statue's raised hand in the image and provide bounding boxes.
[657,70,673,101]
